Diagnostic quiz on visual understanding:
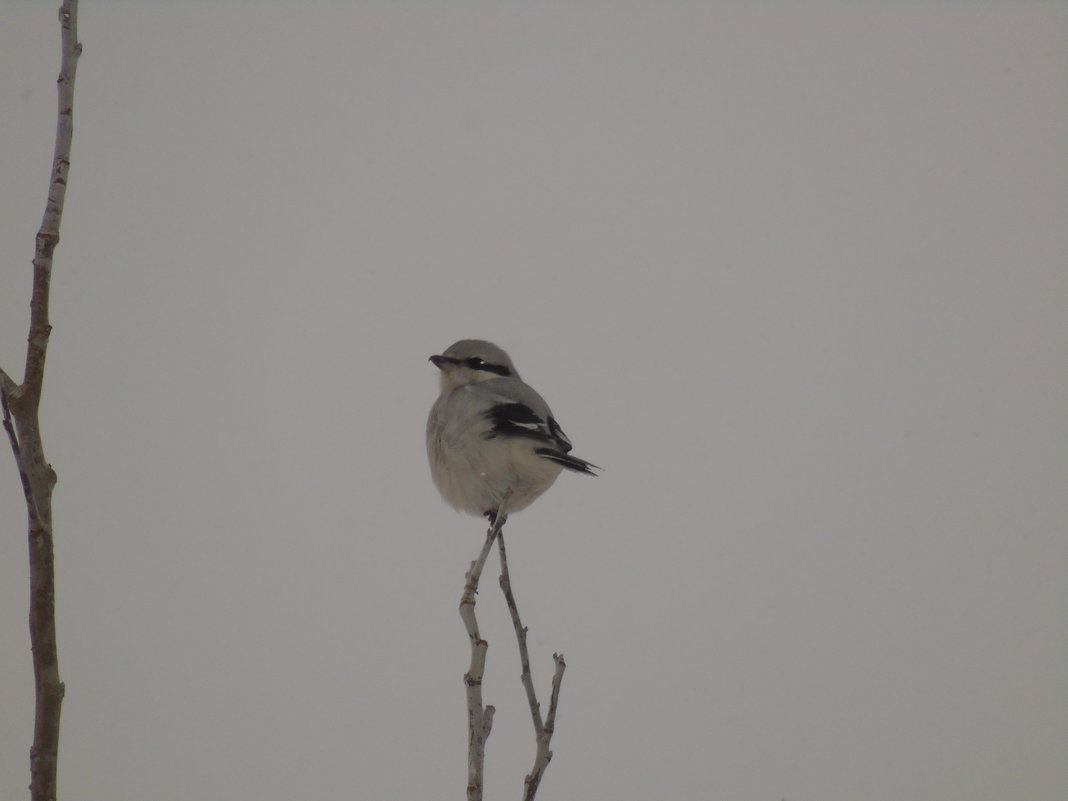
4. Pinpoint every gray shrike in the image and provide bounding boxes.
[426,339,598,522]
